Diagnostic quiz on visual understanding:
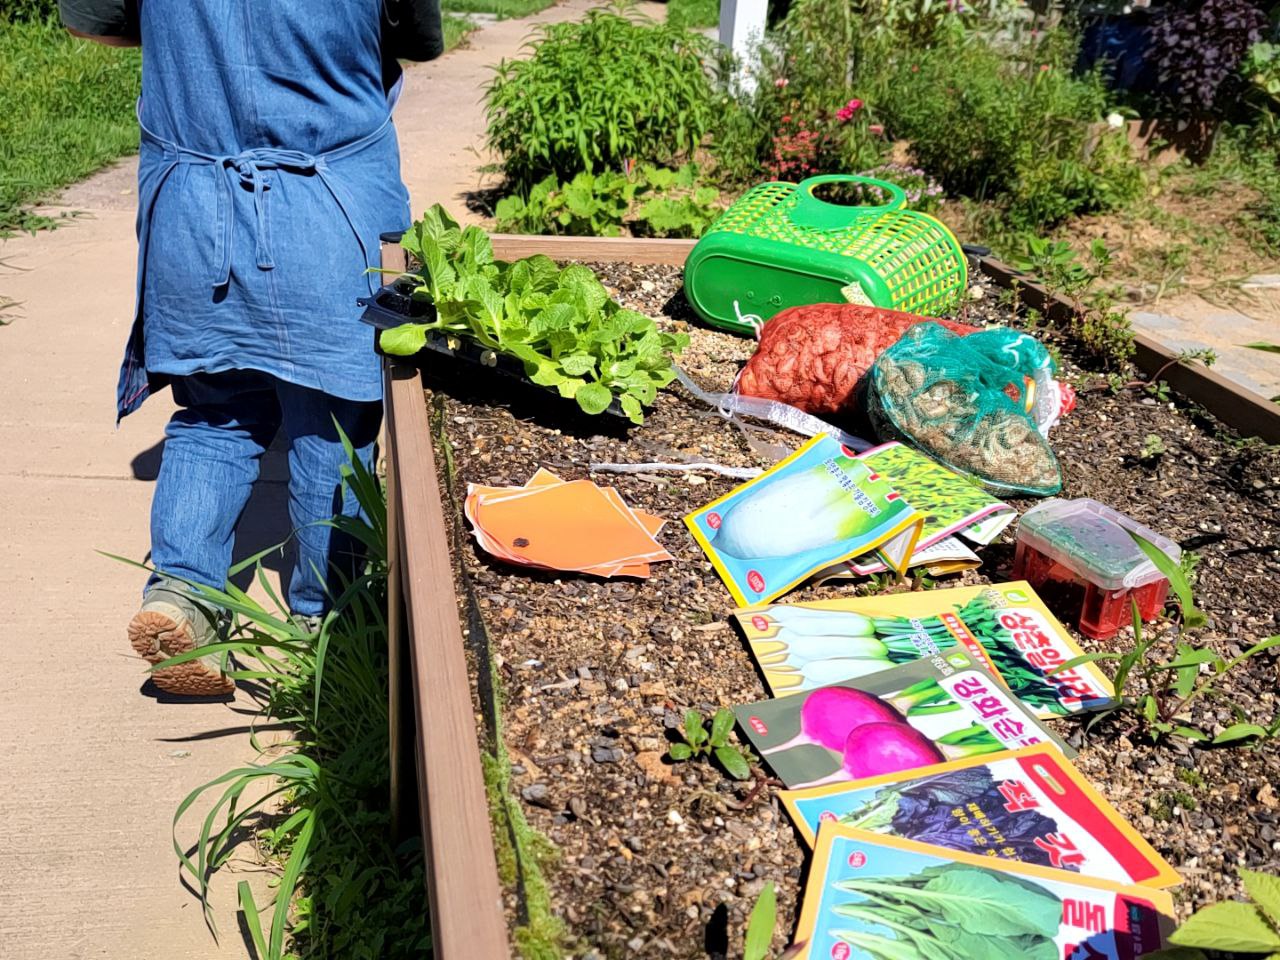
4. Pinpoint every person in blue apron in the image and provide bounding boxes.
[61,0,442,695]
